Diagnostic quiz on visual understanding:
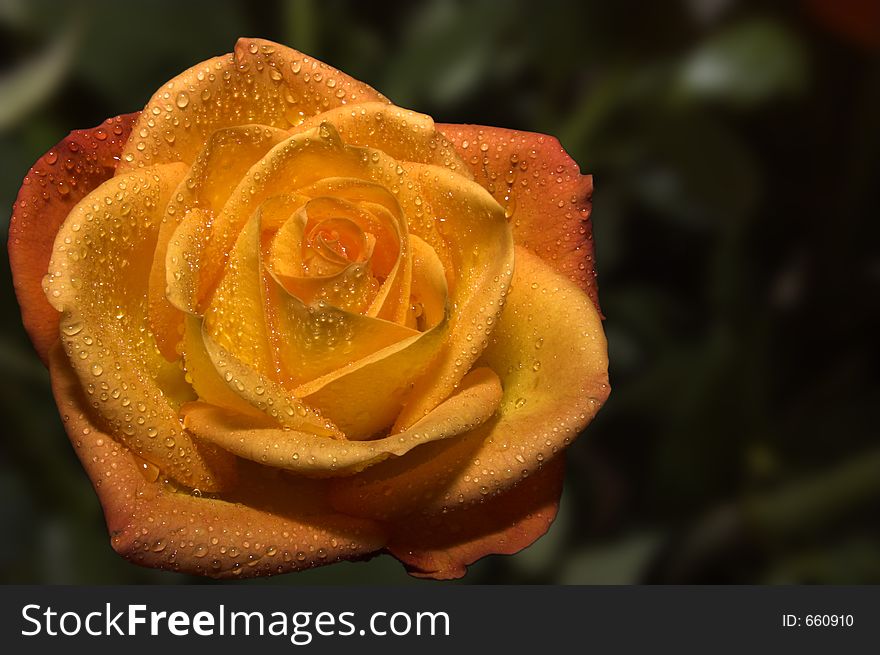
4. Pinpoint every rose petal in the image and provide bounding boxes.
[406,234,448,331]
[201,199,421,403]
[118,38,387,172]
[385,455,565,579]
[296,178,411,323]
[297,102,471,177]
[49,343,387,579]
[44,164,236,491]
[9,113,137,363]
[269,197,379,312]
[268,274,420,393]
[330,246,608,518]
[181,314,267,419]
[389,163,514,430]
[295,322,448,440]
[438,124,600,308]
[150,125,289,360]
[198,325,339,436]
[203,206,275,375]
[182,366,501,476]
